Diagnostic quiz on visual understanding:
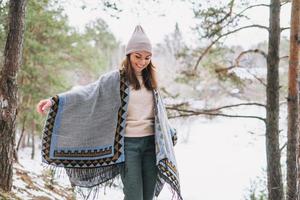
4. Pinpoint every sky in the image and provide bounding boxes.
[62,0,291,49]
